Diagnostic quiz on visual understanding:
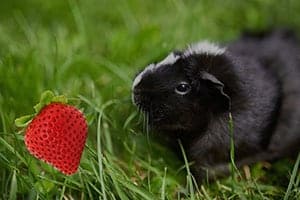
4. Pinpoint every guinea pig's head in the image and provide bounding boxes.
[132,41,231,133]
